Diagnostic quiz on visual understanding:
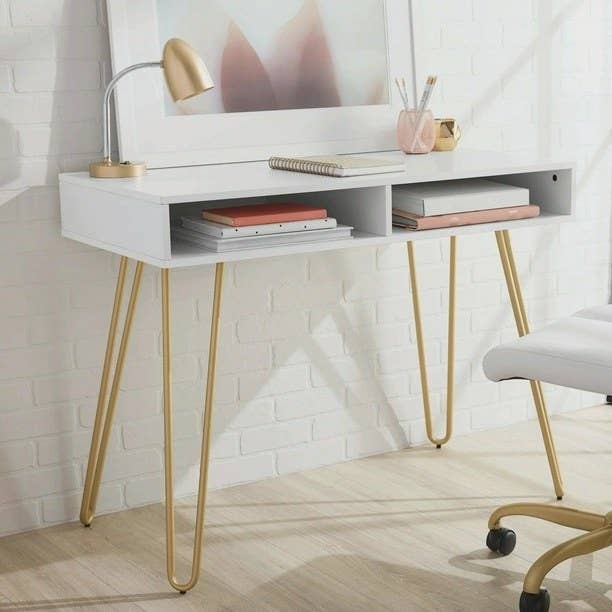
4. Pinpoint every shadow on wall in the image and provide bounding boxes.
[0,184,87,522]
[604,3,612,303]
[0,1,112,531]
[467,0,611,323]
[459,0,582,141]
[610,164,612,303]
[0,119,20,189]
[211,248,411,461]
